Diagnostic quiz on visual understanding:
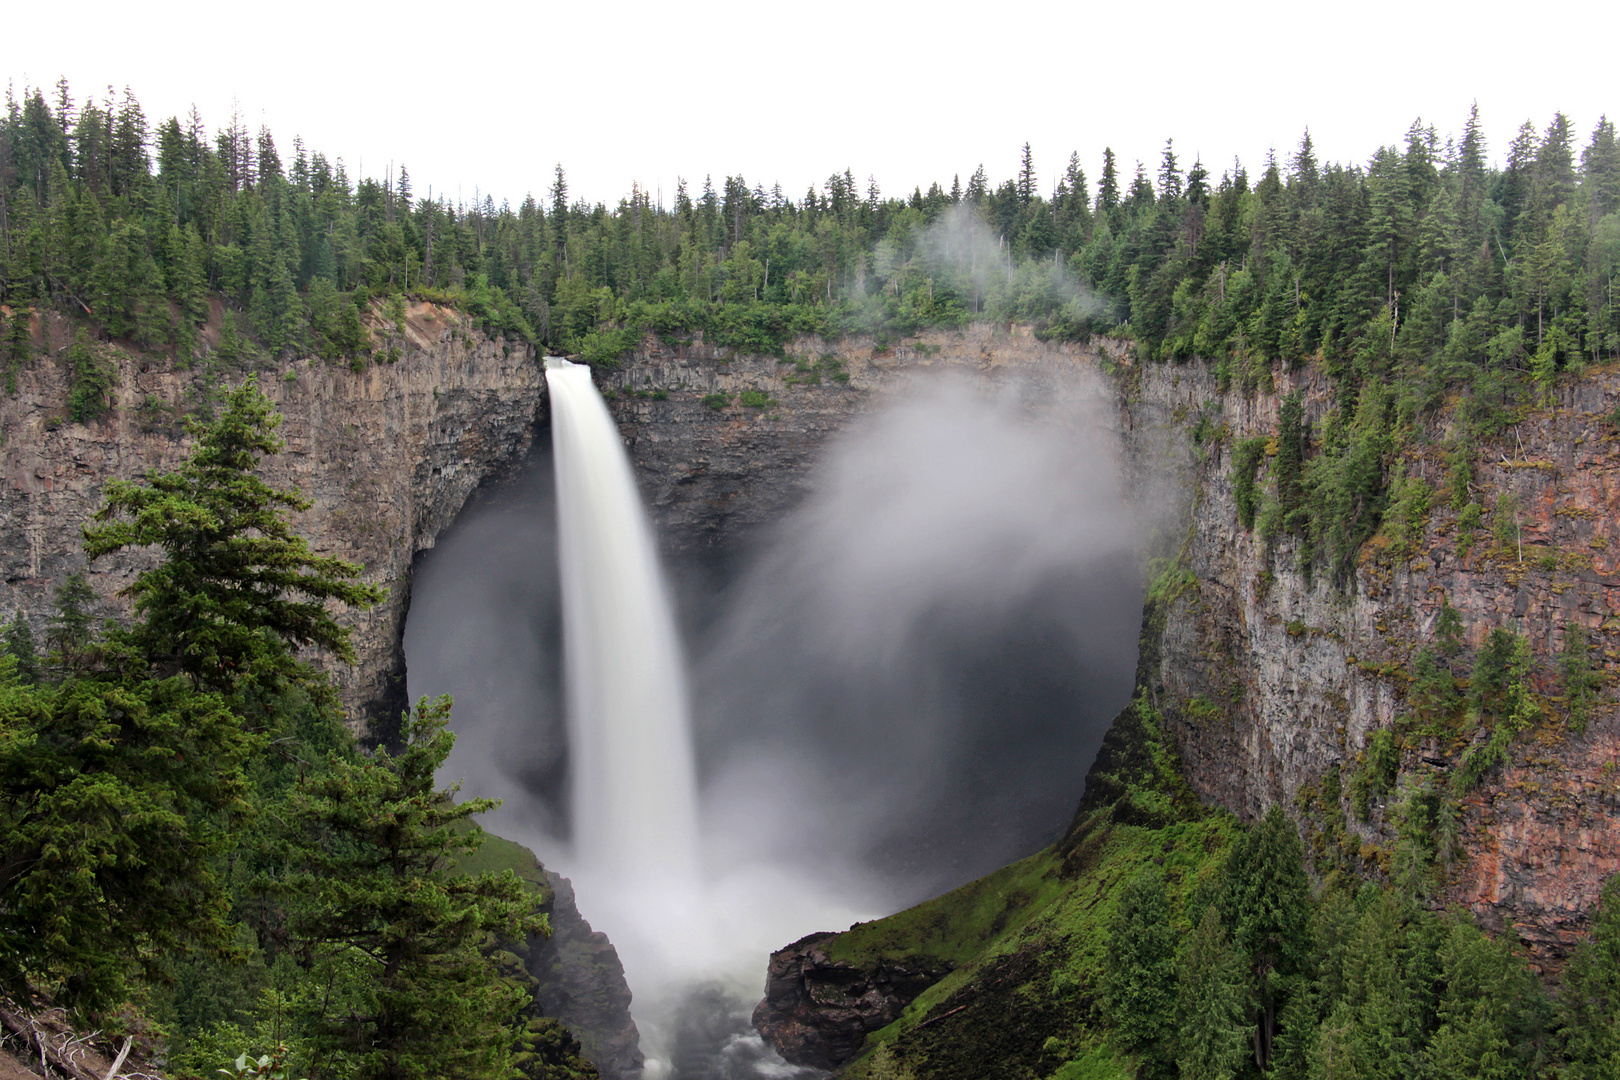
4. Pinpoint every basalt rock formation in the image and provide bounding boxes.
[1125,361,1620,963]
[0,302,544,733]
[601,325,1129,556]
[531,873,644,1079]
[11,313,1620,1057]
